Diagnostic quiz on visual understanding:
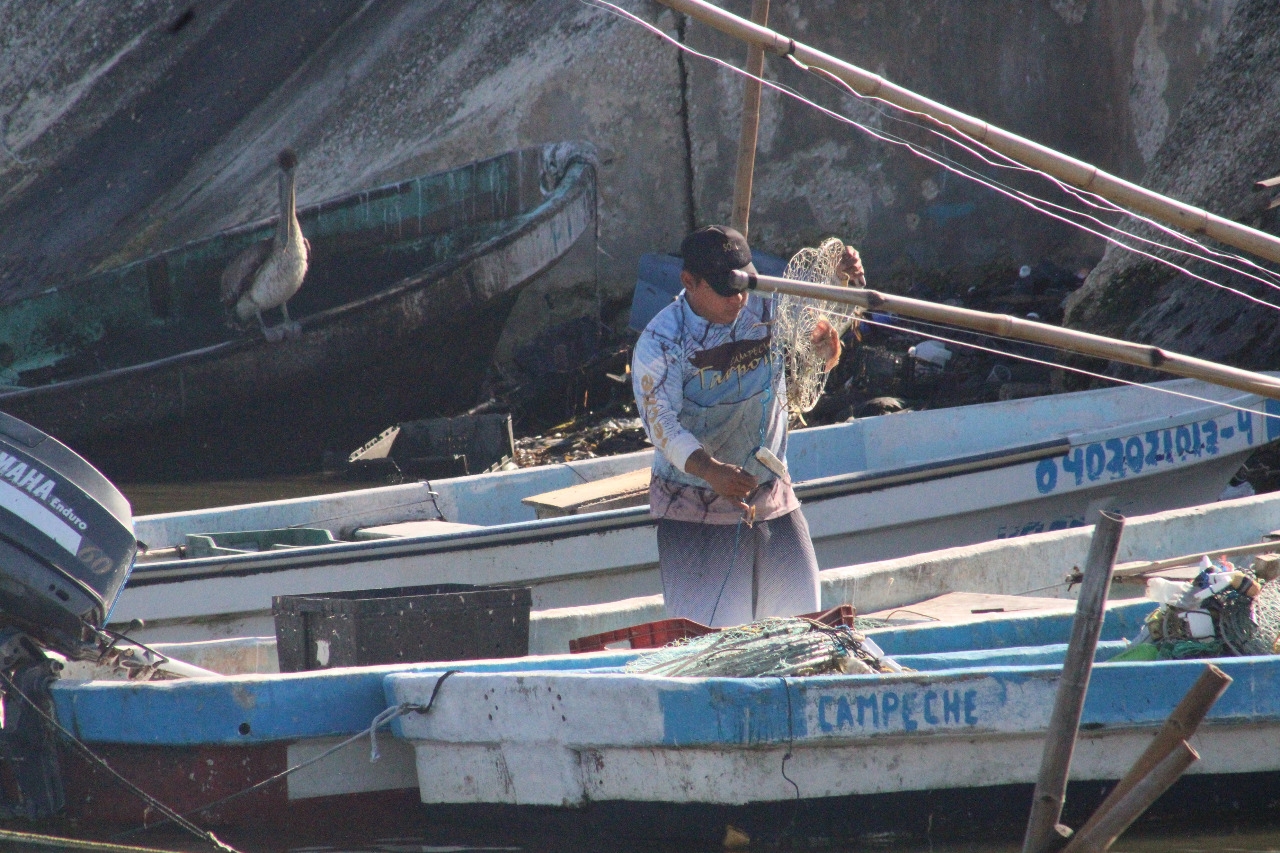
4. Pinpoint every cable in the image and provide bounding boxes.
[797,64,1280,310]
[583,0,1280,316]
[801,64,1280,296]
[844,310,1280,423]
